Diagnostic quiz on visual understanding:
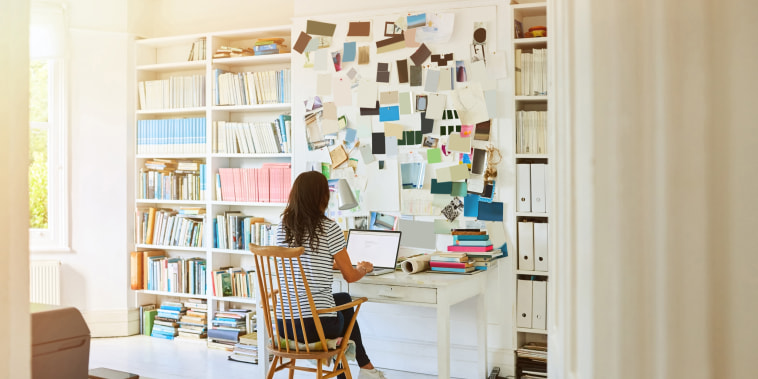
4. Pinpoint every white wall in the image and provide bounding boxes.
[0,0,32,377]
